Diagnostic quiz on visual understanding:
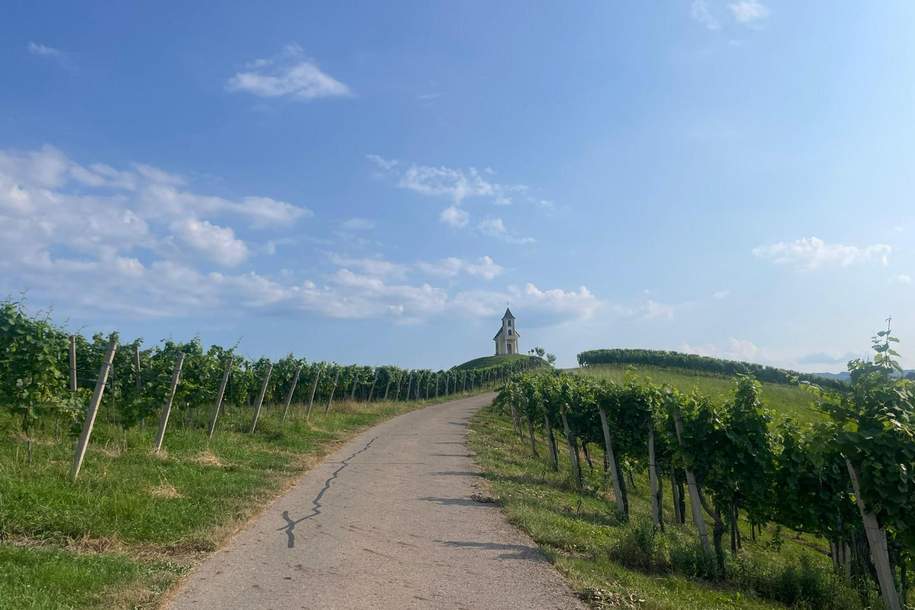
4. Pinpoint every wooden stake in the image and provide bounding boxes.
[847,459,901,610]
[367,369,379,402]
[69,335,117,481]
[672,408,711,555]
[281,364,303,422]
[561,411,582,490]
[598,407,627,516]
[324,368,341,414]
[648,426,661,527]
[207,358,233,440]
[69,335,77,392]
[306,365,323,420]
[153,353,185,452]
[134,344,142,392]
[249,363,273,433]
